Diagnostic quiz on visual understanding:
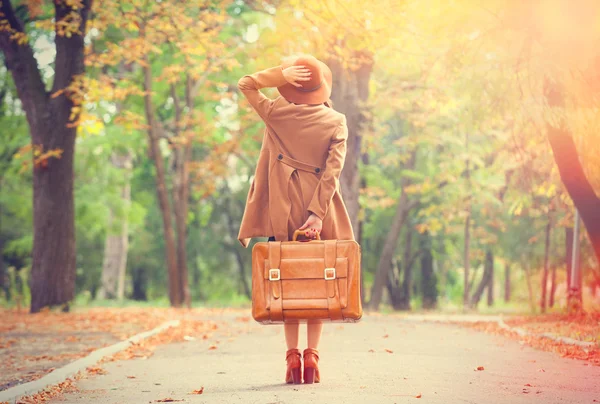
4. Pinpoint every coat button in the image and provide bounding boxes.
[315,168,321,173]
[277,154,283,160]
